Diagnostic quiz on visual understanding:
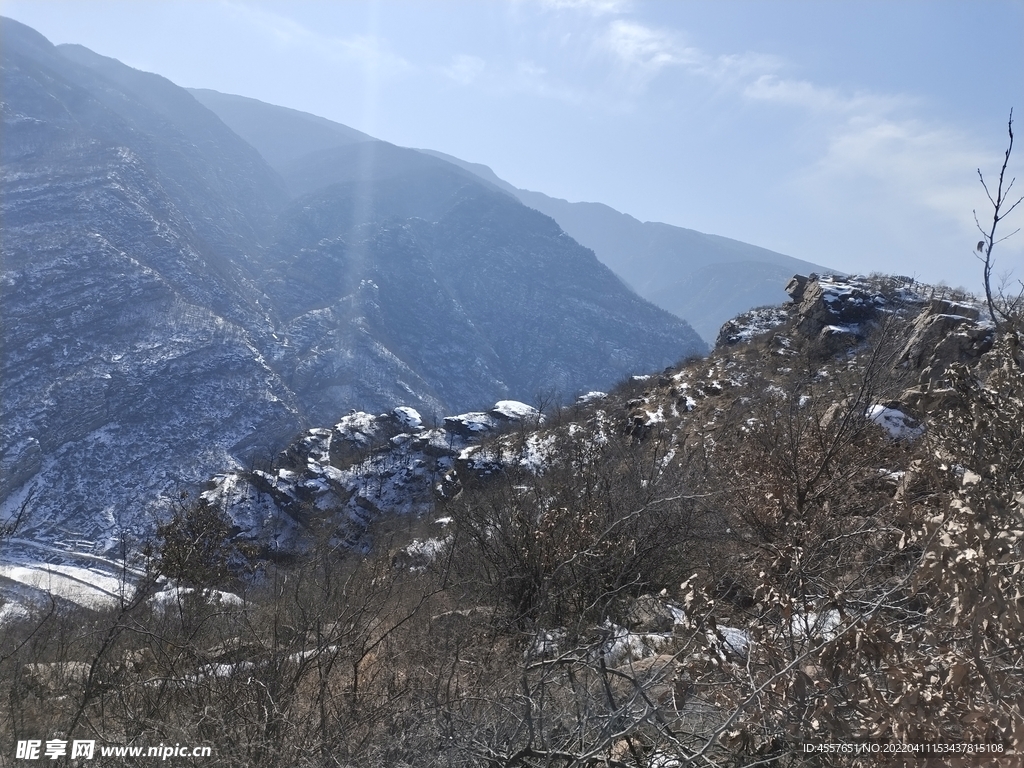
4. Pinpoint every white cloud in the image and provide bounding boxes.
[598,20,784,92]
[811,118,988,221]
[585,9,1007,286]
[740,71,984,243]
[223,2,411,77]
[744,74,907,116]
[600,20,695,74]
[443,54,486,86]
